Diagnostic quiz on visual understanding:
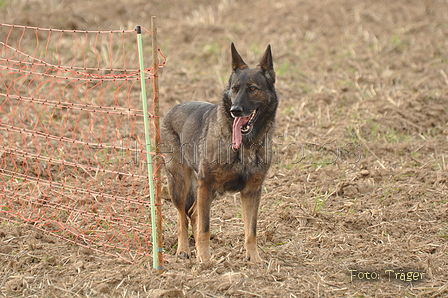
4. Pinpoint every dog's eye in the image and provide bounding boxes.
[231,86,238,92]
[249,86,257,91]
